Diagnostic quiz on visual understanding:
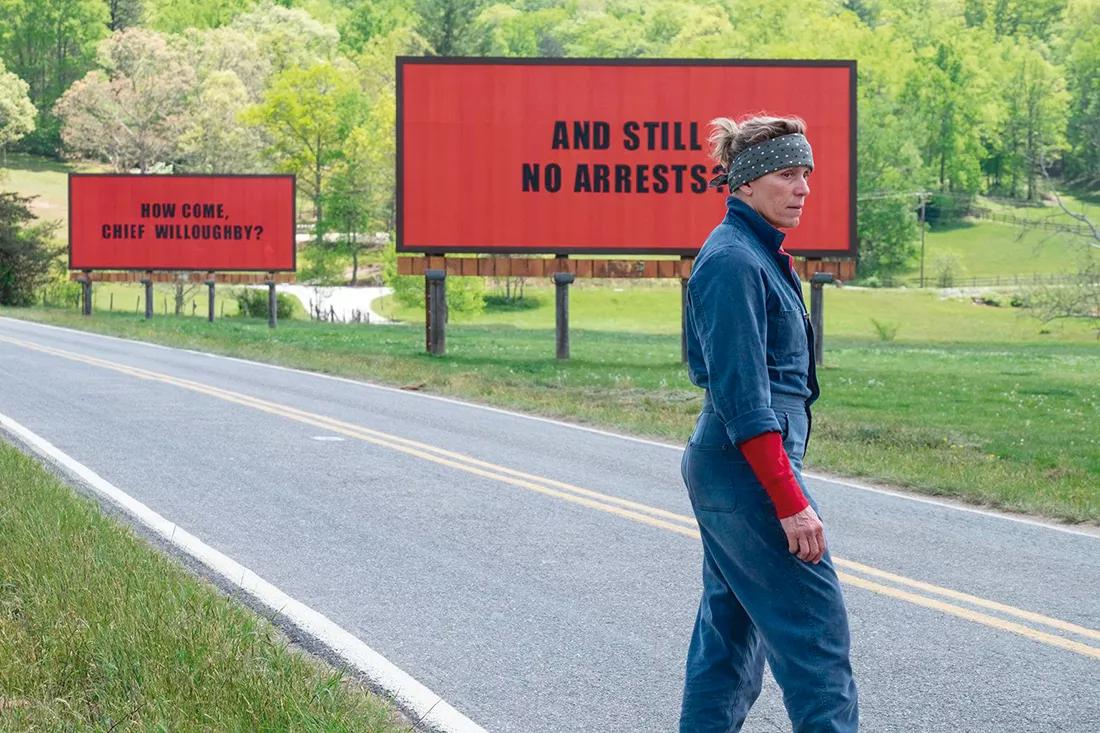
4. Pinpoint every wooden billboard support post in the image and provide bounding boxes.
[395,255,849,361]
[425,268,447,355]
[80,270,92,316]
[553,271,575,360]
[809,270,834,366]
[205,272,216,323]
[142,272,154,320]
[266,272,277,328]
